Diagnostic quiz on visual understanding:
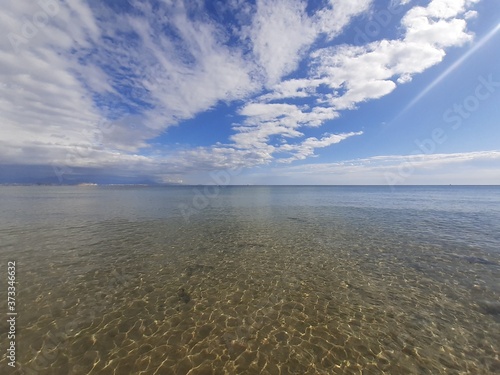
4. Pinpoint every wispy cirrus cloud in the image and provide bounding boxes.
[260,150,500,185]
